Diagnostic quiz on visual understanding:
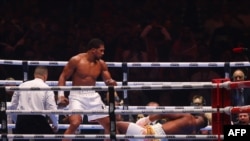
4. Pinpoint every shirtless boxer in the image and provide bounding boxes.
[116,113,208,141]
[58,38,117,141]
